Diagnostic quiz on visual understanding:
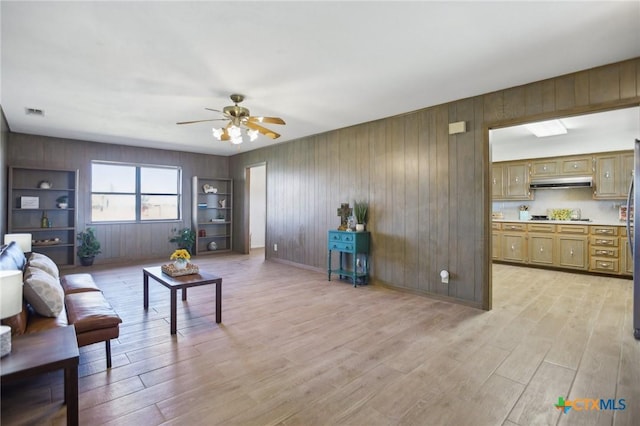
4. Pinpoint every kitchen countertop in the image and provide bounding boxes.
[493,218,628,226]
